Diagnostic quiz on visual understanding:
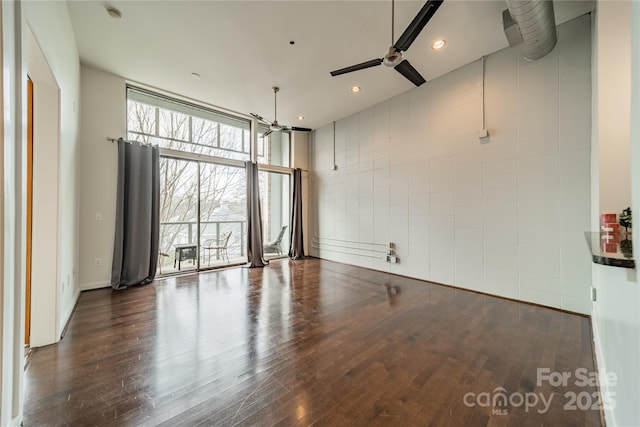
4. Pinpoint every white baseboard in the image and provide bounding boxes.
[591,311,615,427]
[58,287,81,338]
[79,281,110,291]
